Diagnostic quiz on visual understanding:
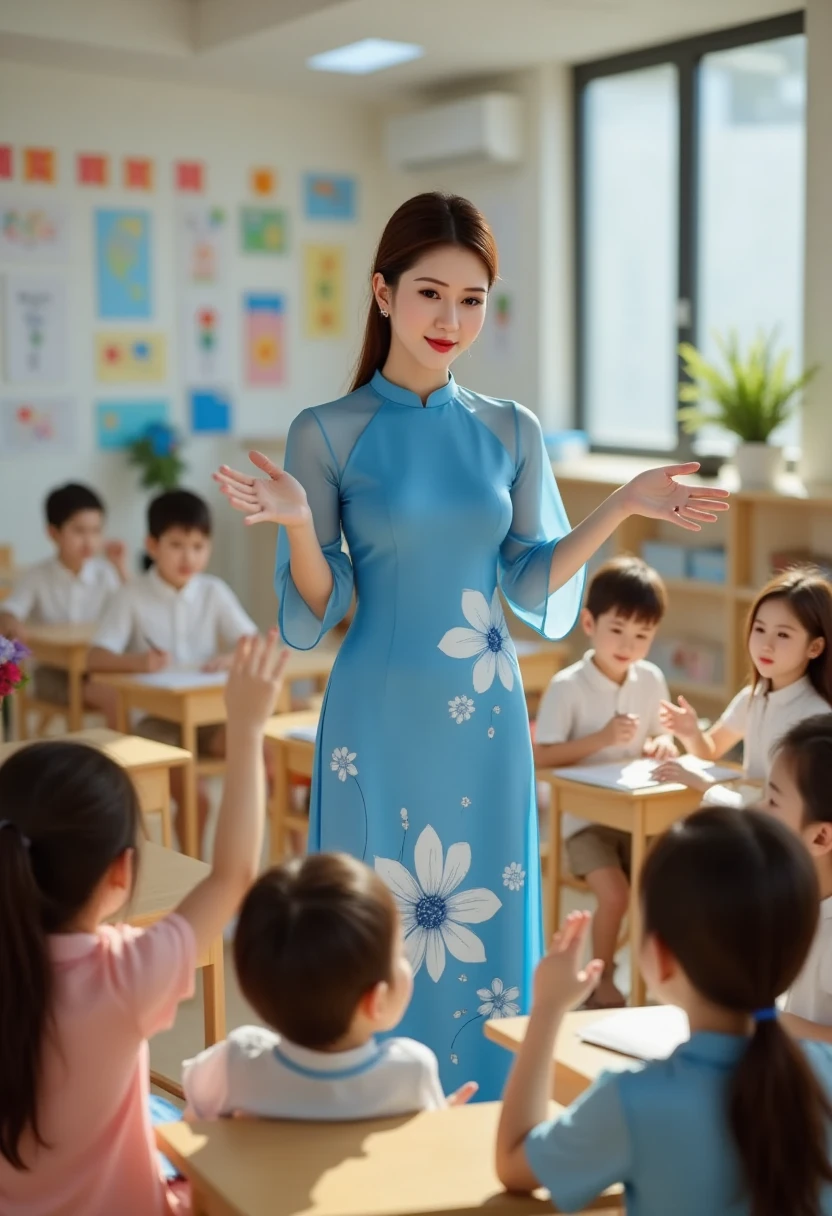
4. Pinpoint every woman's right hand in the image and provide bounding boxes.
[658,694,699,740]
[213,450,310,528]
